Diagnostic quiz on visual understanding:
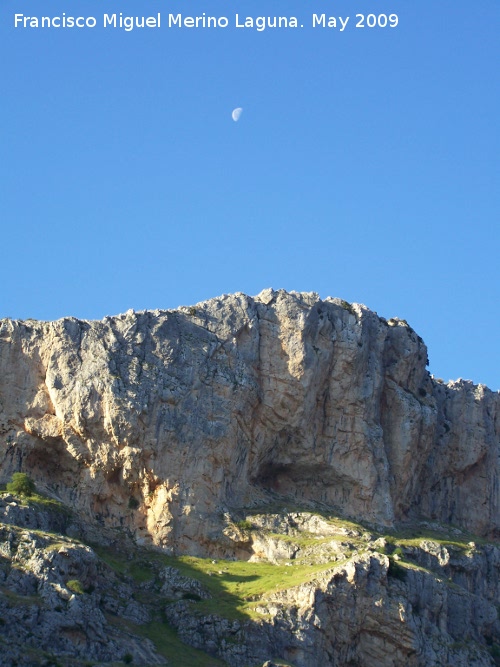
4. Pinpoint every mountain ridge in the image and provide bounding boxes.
[0,288,499,665]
